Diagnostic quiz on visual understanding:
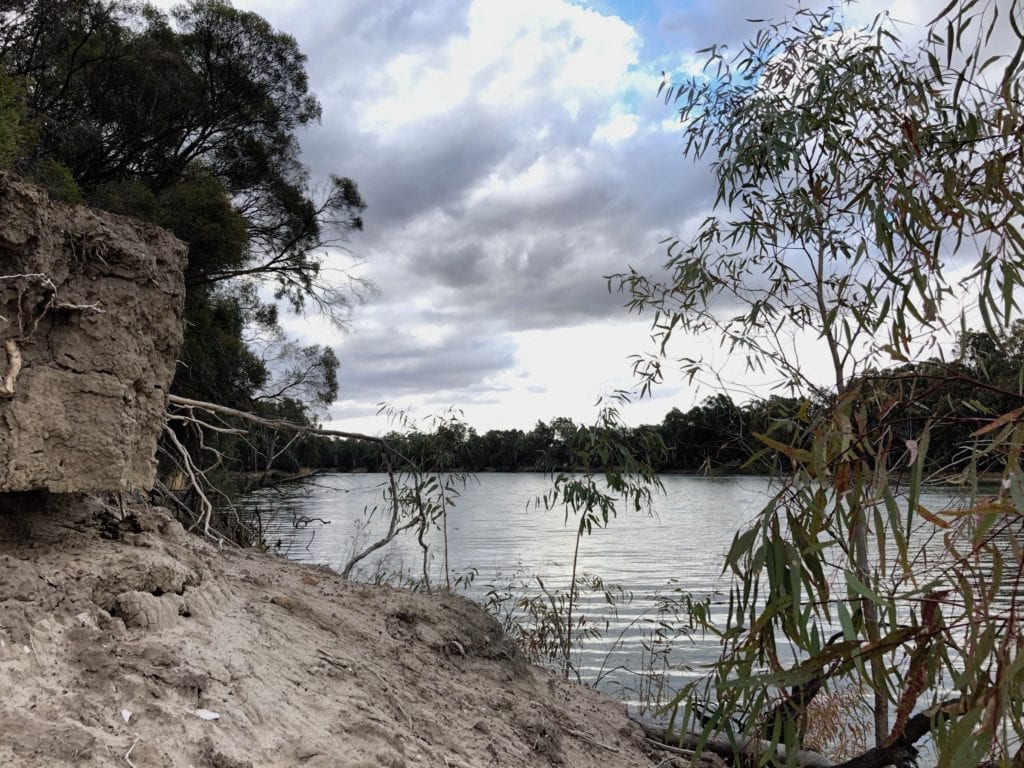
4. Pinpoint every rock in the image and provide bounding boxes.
[0,172,186,492]
[112,591,185,630]
[270,594,296,611]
